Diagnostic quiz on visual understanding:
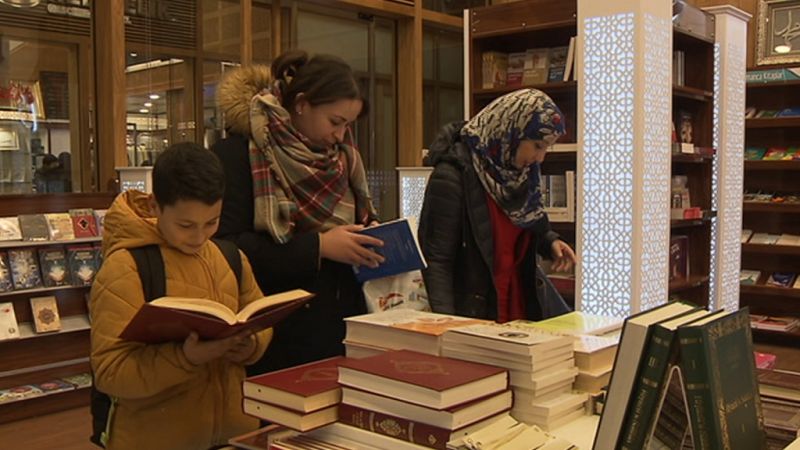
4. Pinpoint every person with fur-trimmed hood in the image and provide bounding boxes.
[212,50,383,375]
